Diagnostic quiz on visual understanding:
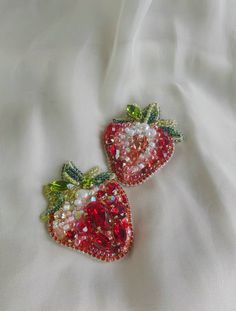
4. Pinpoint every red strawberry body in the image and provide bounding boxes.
[48,180,133,262]
[104,122,175,186]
